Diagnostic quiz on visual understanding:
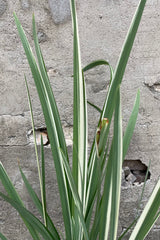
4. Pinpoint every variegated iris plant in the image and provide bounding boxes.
[0,0,160,239]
